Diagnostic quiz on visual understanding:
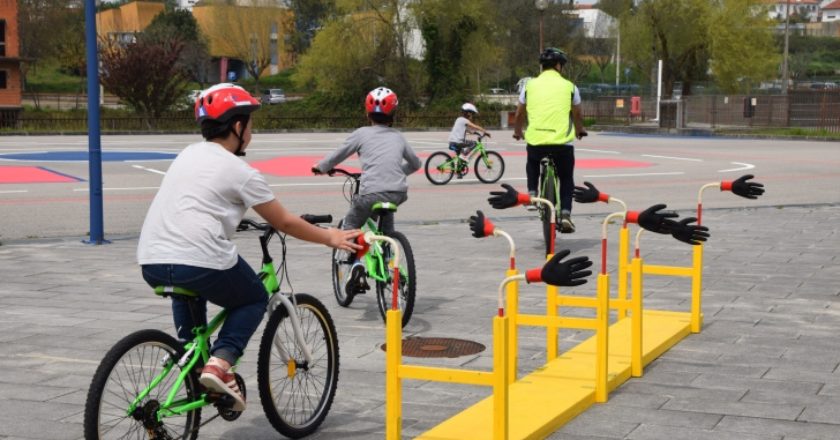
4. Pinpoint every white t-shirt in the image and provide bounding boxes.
[519,84,582,105]
[448,116,471,143]
[137,141,276,270]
